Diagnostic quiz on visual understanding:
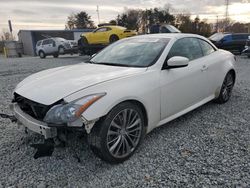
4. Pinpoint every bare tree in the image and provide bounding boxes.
[1,30,14,41]
[66,13,76,30]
